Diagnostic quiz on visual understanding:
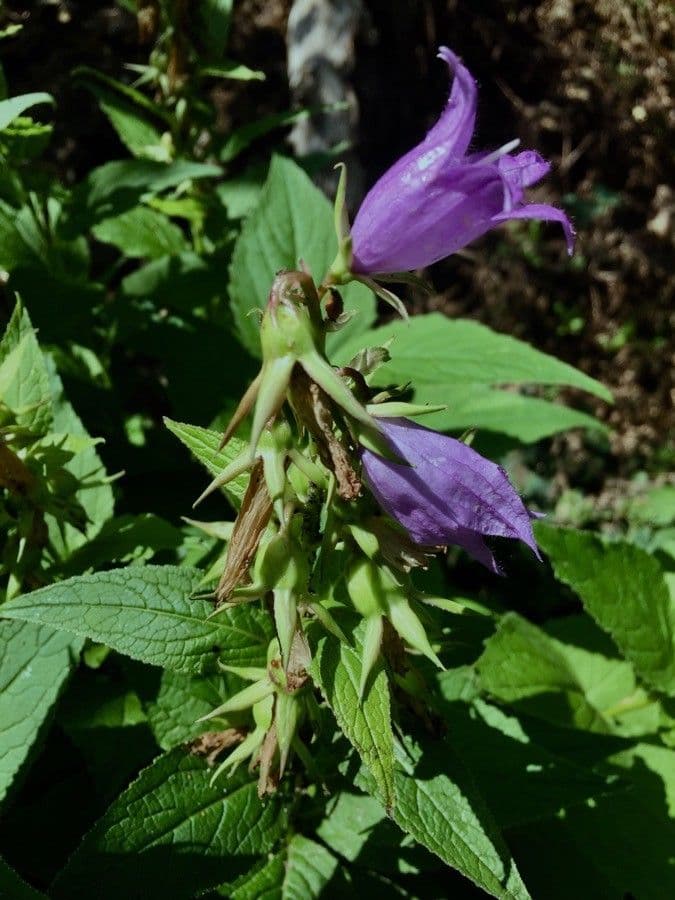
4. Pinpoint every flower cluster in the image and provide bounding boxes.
[198,46,571,792]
